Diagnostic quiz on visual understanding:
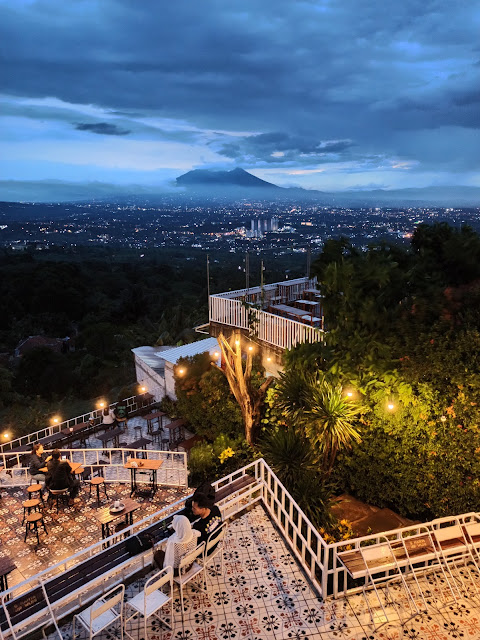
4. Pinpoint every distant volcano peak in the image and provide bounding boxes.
[176,167,281,189]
